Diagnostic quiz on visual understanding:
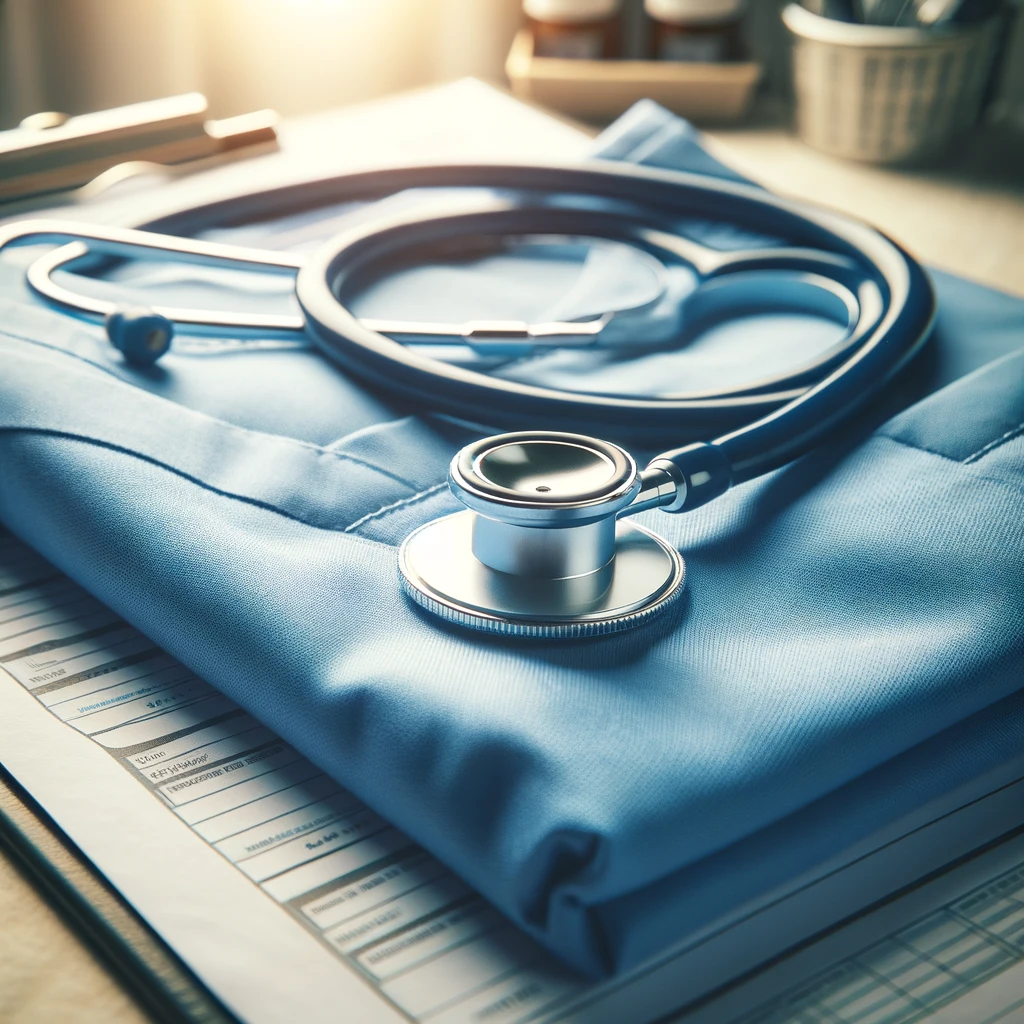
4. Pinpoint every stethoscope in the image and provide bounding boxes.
[0,161,936,638]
